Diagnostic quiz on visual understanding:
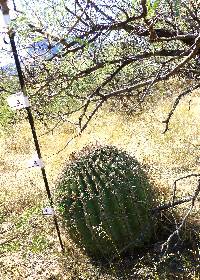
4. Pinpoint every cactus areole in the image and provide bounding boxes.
[56,145,153,258]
